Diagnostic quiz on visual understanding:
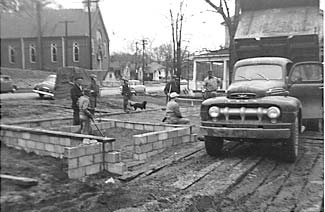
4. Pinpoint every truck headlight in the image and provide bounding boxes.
[209,106,220,118]
[267,107,280,119]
